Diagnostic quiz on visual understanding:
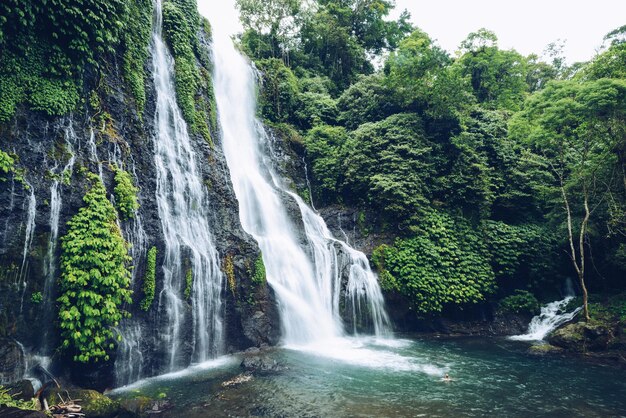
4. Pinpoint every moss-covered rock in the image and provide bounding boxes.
[547,321,613,352]
[528,343,564,356]
[45,389,120,418]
